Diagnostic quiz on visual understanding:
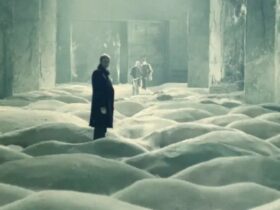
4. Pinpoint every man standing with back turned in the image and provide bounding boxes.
[89,54,115,140]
